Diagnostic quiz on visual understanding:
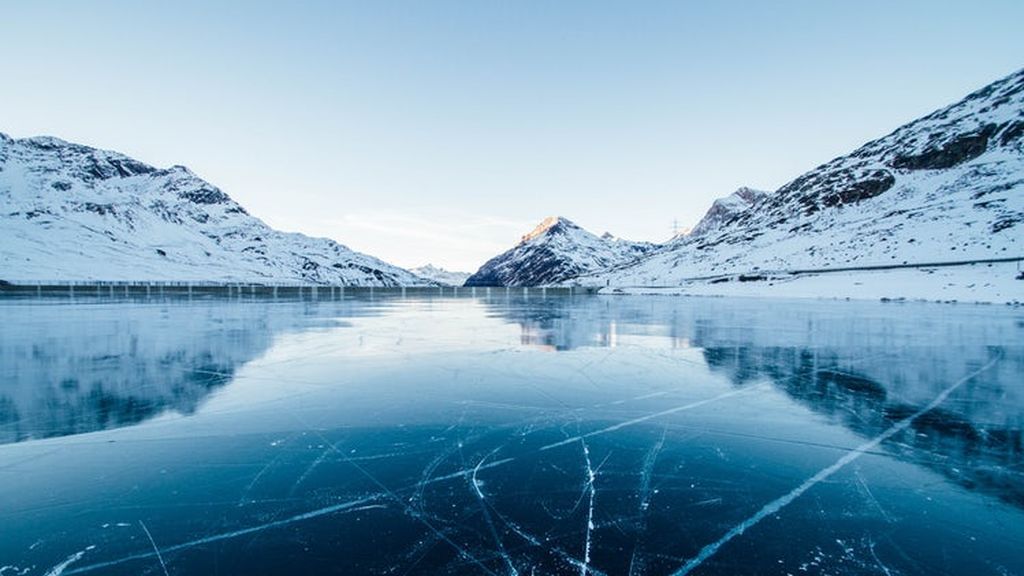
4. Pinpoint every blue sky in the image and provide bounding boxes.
[2,1,1022,271]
